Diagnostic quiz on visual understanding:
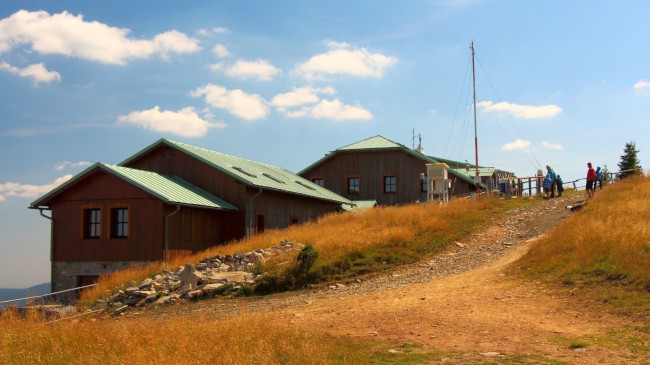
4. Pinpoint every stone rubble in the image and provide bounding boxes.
[106,240,303,315]
[109,195,582,317]
[207,195,579,312]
